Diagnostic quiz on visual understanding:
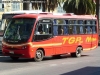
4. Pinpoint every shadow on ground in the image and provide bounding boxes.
[0,54,89,63]
[61,67,100,75]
